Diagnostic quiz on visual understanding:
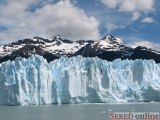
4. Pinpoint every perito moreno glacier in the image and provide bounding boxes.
[0,55,160,105]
